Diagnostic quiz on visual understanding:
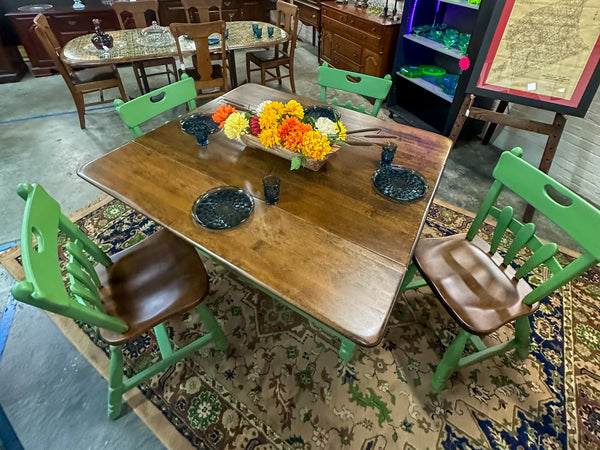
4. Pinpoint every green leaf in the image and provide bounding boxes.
[392,432,398,442]
[290,156,302,170]
[290,155,307,171]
